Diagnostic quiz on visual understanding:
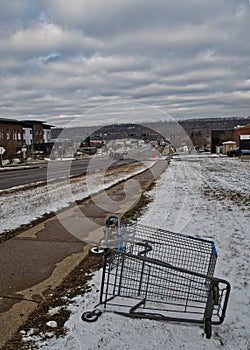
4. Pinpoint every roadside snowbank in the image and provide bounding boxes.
[0,161,155,235]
